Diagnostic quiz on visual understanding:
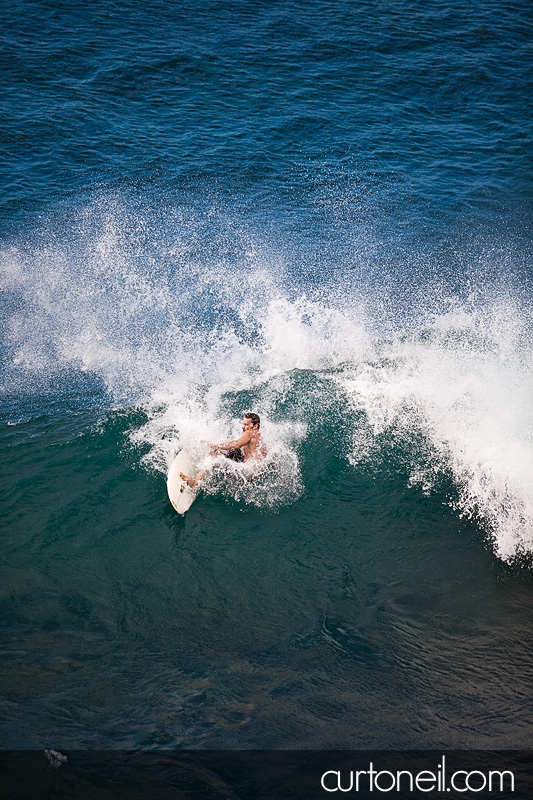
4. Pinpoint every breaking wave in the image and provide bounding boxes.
[1,196,532,558]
